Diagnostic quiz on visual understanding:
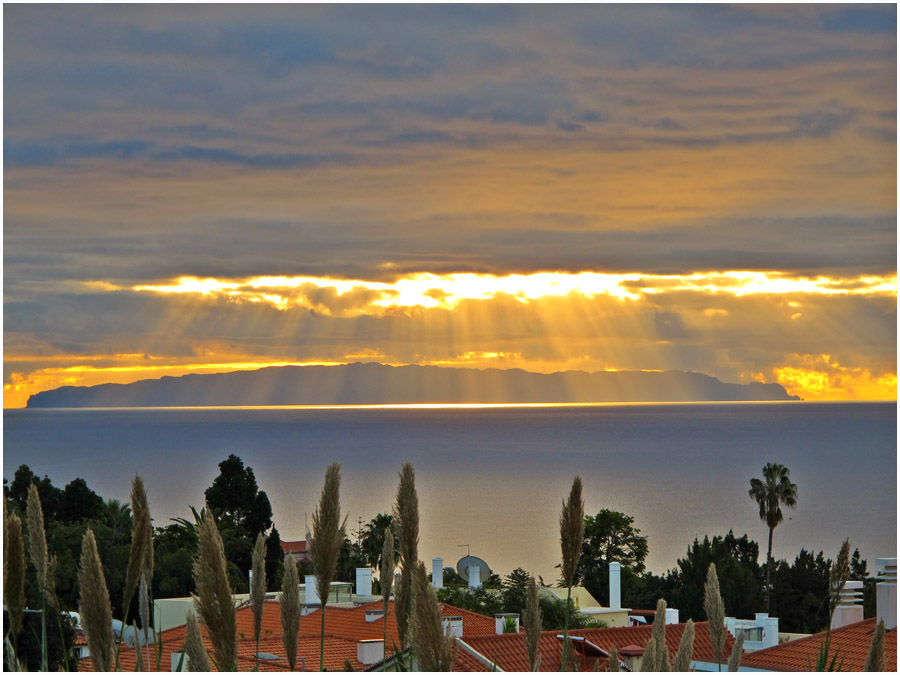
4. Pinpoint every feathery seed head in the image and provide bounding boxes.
[607,644,619,673]
[864,618,886,672]
[251,532,267,643]
[381,527,395,615]
[78,529,115,672]
[125,475,153,609]
[673,618,695,672]
[829,538,852,614]
[410,561,456,671]
[652,598,670,671]
[394,462,419,650]
[560,476,584,587]
[704,563,726,668]
[640,637,658,672]
[4,512,26,639]
[311,462,347,606]
[25,483,50,596]
[192,509,237,672]
[280,552,302,671]
[185,610,213,673]
[524,575,542,671]
[727,632,744,672]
